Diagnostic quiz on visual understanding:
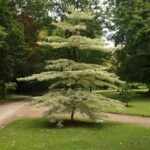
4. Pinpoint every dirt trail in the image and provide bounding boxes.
[0,100,150,128]
[105,113,150,127]
[0,100,29,128]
